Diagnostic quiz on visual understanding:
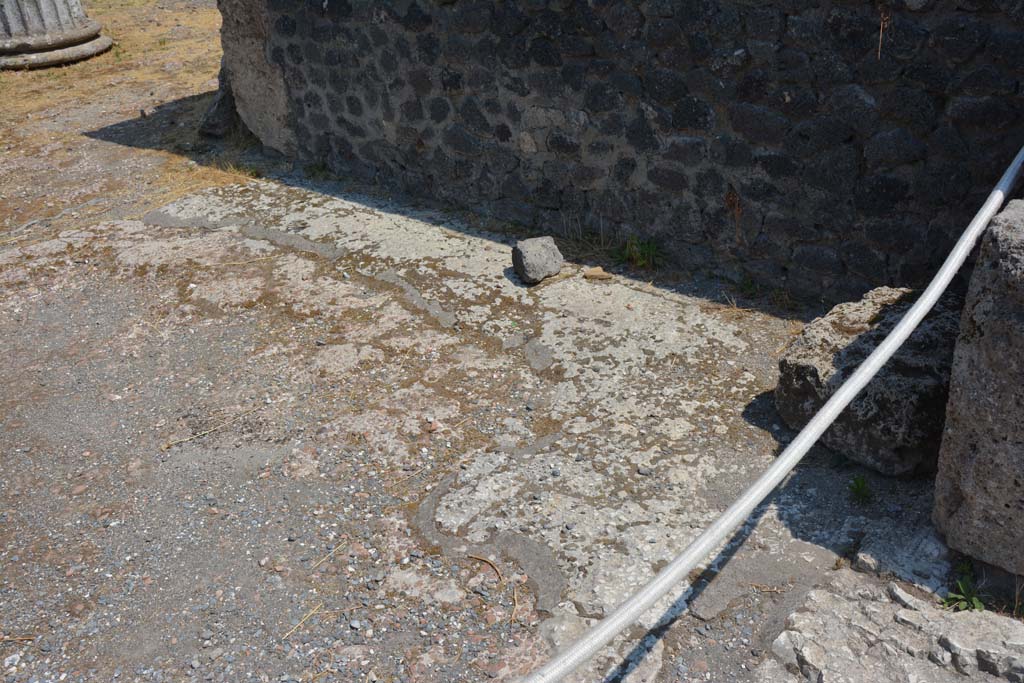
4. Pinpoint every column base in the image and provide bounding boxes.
[0,33,112,70]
